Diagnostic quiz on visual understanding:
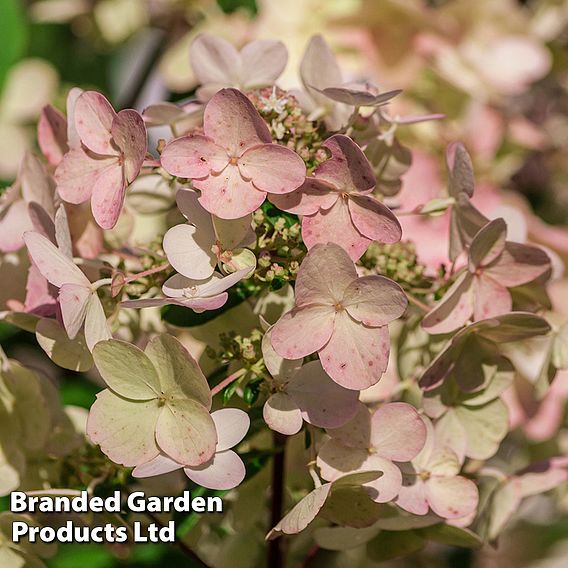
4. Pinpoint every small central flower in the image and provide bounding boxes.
[334,302,344,312]
[340,192,349,200]
[229,156,239,165]
[419,471,431,481]
[182,285,199,298]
